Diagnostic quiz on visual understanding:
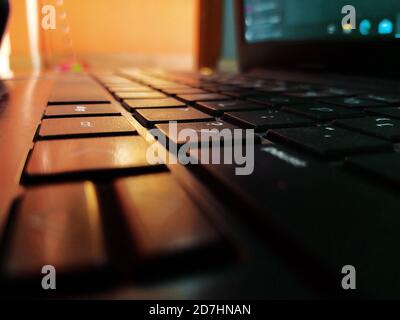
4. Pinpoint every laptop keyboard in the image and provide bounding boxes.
[3,69,400,297]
